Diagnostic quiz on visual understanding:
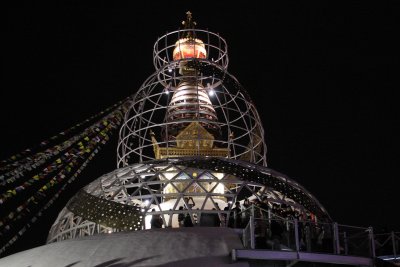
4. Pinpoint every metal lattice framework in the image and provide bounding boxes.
[117,28,267,167]
[47,157,330,242]
[48,15,331,244]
